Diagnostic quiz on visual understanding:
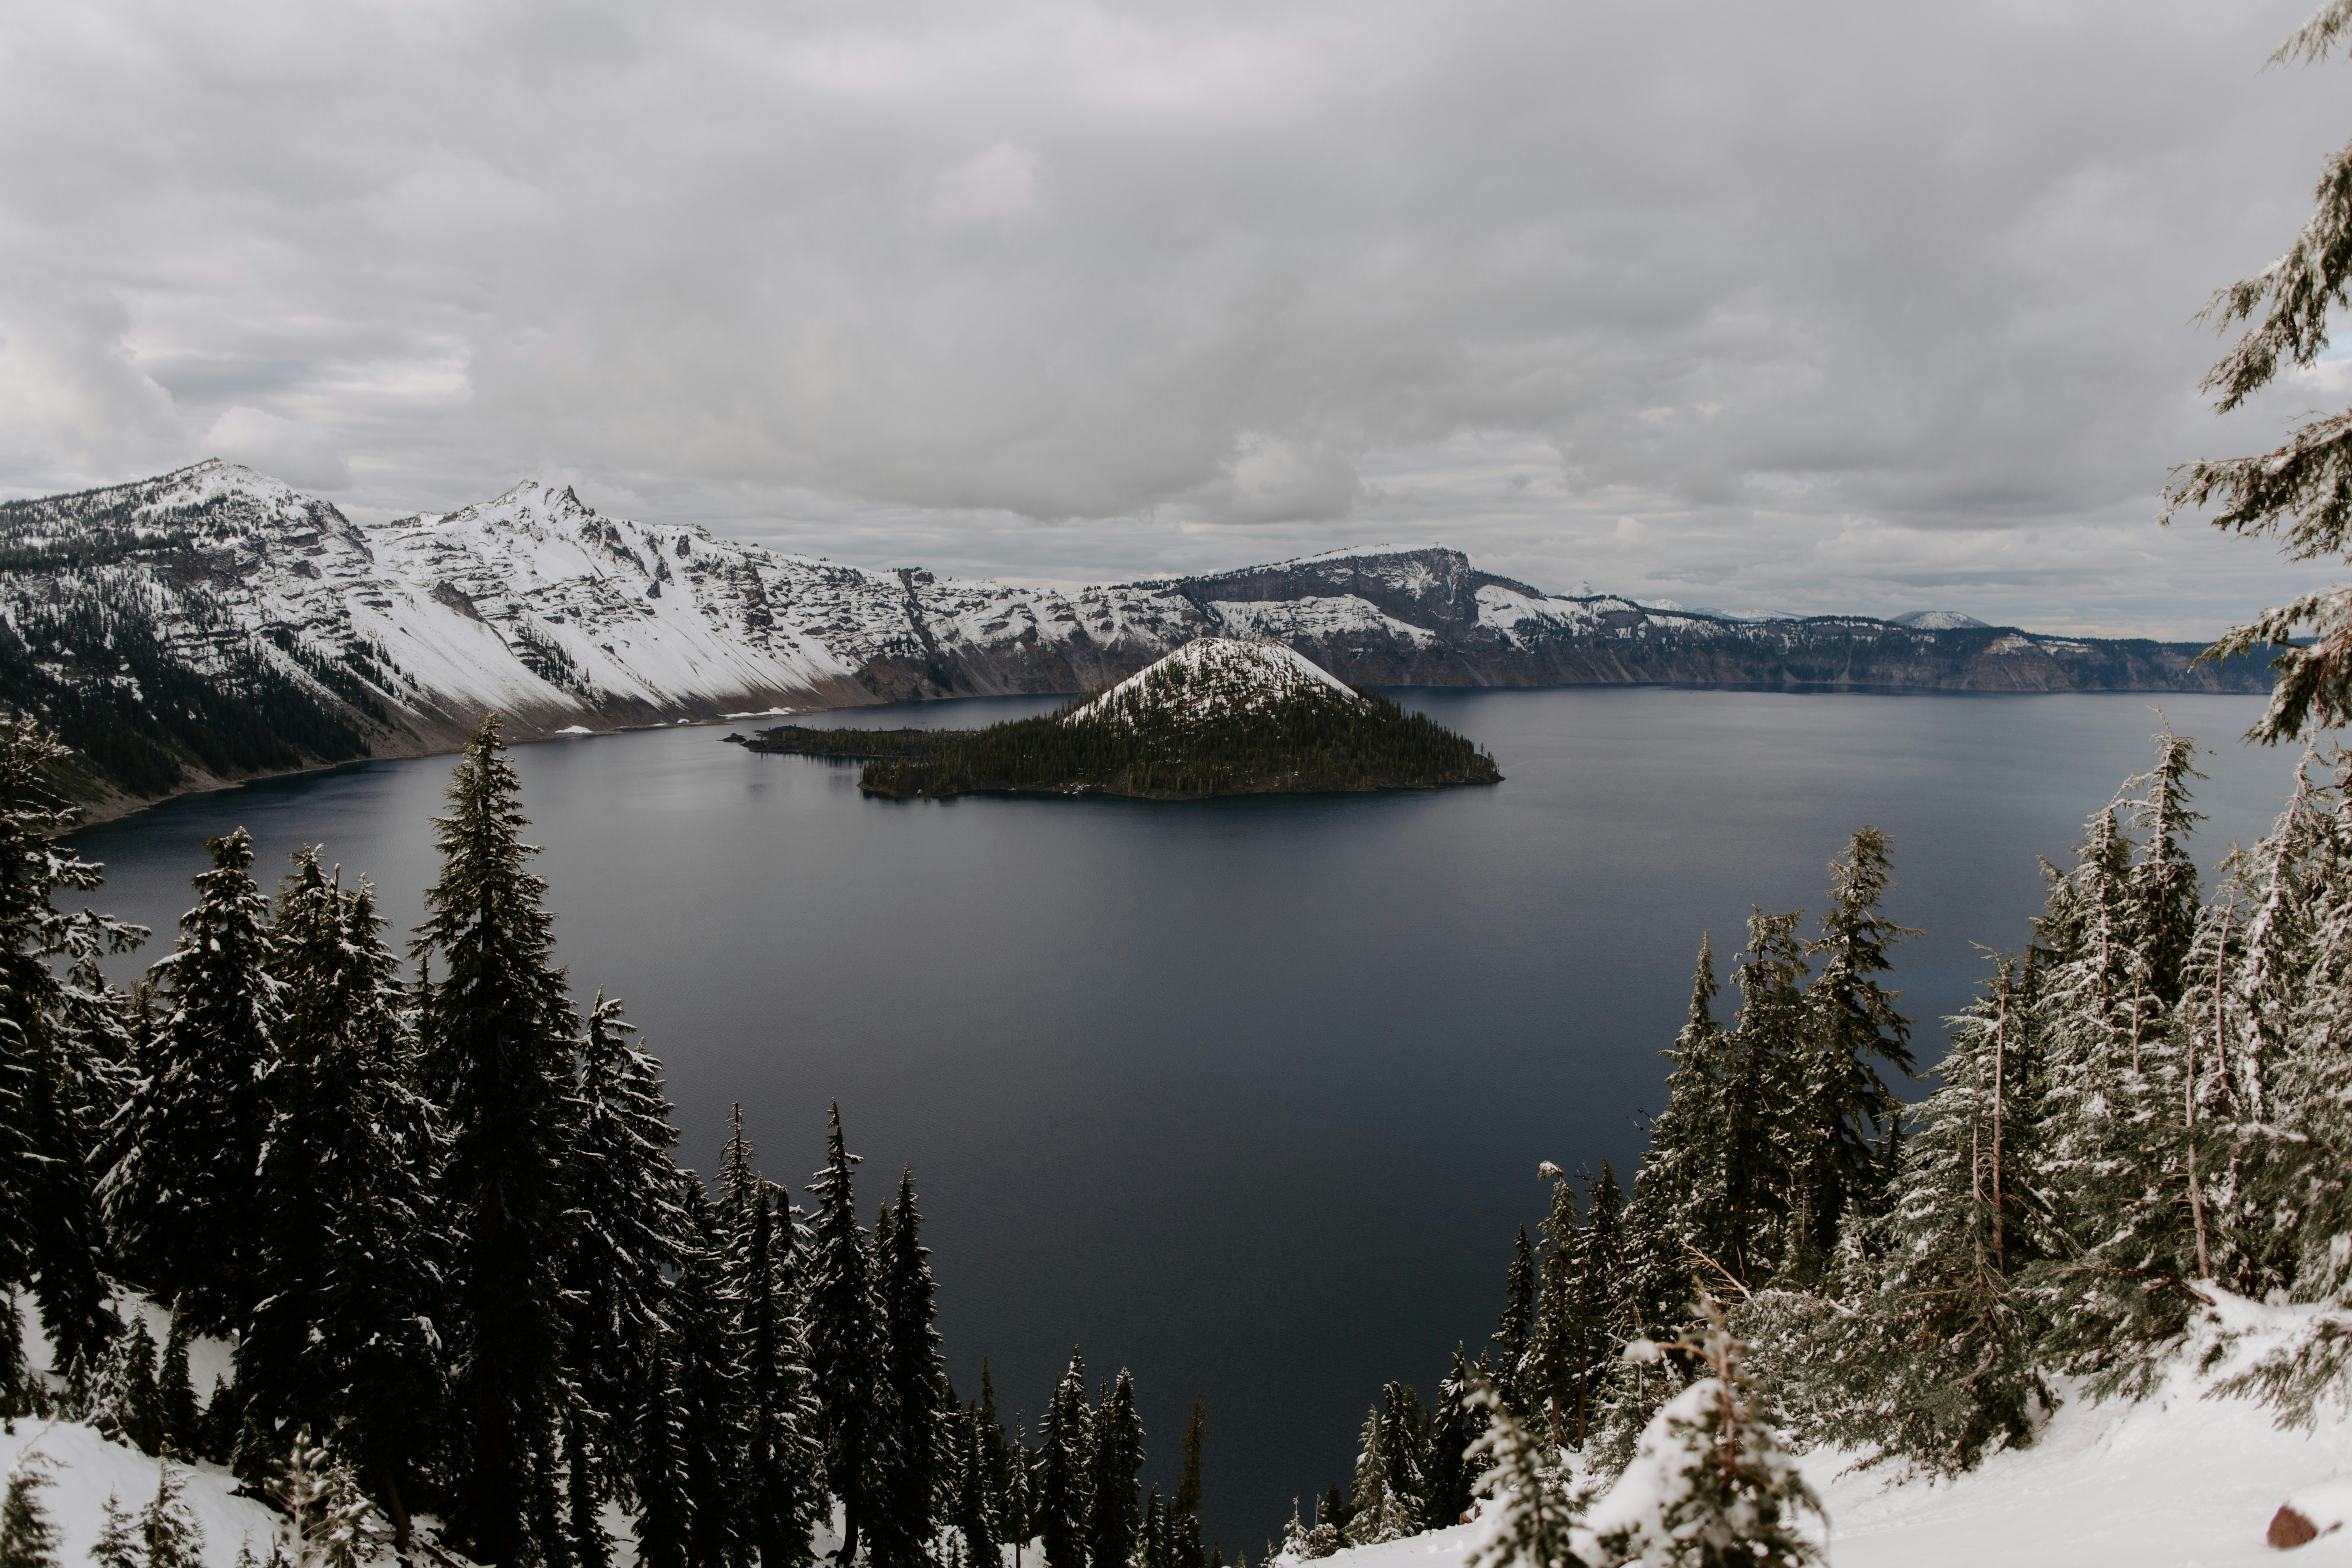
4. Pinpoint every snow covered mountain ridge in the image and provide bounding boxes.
[0,460,2267,814]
